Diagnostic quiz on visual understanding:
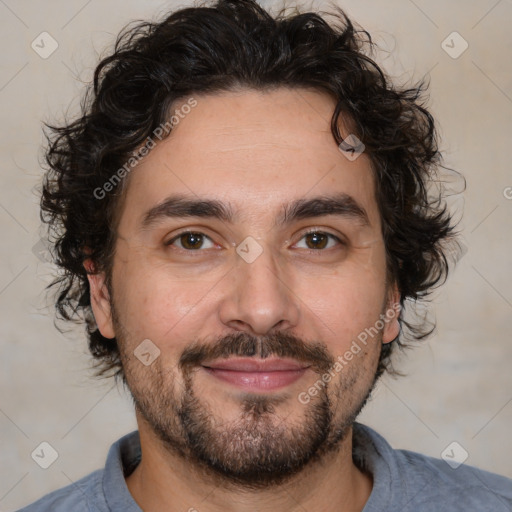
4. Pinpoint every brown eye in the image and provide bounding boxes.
[167,232,215,250]
[305,232,328,249]
[295,231,342,250]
